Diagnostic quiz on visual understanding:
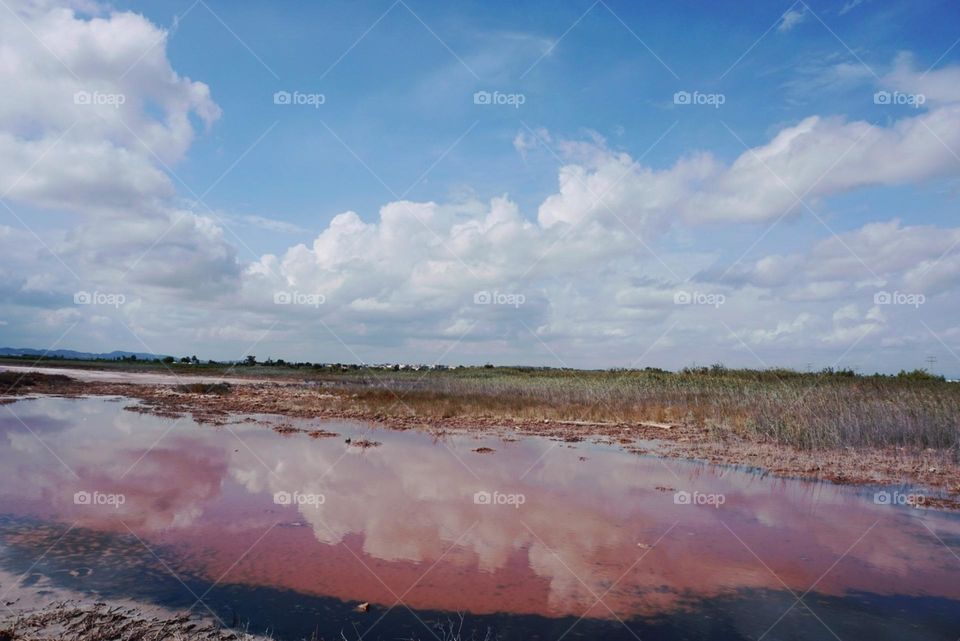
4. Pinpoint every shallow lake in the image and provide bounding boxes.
[1,396,958,640]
